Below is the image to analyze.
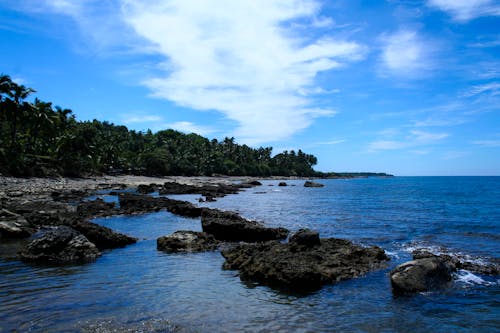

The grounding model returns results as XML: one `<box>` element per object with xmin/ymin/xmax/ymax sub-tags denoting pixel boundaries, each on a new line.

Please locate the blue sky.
<box><xmin>1</xmin><ymin>0</ymin><xmax>499</xmax><ymax>175</ymax></box>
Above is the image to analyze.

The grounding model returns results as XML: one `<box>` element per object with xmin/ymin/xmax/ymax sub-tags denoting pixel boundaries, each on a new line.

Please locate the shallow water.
<box><xmin>1</xmin><ymin>177</ymin><xmax>499</xmax><ymax>332</ymax></box>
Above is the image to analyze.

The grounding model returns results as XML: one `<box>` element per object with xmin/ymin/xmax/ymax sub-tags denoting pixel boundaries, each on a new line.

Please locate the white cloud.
<box><xmin>472</xmin><ymin>139</ymin><xmax>500</xmax><ymax>147</ymax></box>
<box><xmin>379</xmin><ymin>30</ymin><xmax>436</xmax><ymax>78</ymax></box>
<box><xmin>120</xmin><ymin>0</ymin><xmax>364</xmax><ymax>144</ymax></box>
<box><xmin>122</xmin><ymin>114</ymin><xmax>163</xmax><ymax>124</ymax></box>
<box><xmin>368</xmin><ymin>129</ymin><xmax>449</xmax><ymax>152</ymax></box>
<box><xmin>427</xmin><ymin>0</ymin><xmax>500</xmax><ymax>22</ymax></box>
<box><xmin>317</xmin><ymin>139</ymin><xmax>346</xmax><ymax>145</ymax></box>
<box><xmin>463</xmin><ymin>82</ymin><xmax>500</xmax><ymax>97</ymax></box>
<box><xmin>163</xmin><ymin>121</ymin><xmax>215</xmax><ymax>136</ymax></box>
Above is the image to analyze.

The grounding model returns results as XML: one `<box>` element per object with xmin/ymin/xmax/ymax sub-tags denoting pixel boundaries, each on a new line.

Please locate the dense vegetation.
<box><xmin>0</xmin><ymin>74</ymin><xmax>319</xmax><ymax>177</ymax></box>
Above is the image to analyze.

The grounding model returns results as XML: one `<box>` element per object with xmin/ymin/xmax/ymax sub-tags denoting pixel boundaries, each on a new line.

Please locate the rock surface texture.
<box><xmin>304</xmin><ymin>181</ymin><xmax>324</xmax><ymax>188</ymax></box>
<box><xmin>390</xmin><ymin>257</ymin><xmax>456</xmax><ymax>294</ymax></box>
<box><xmin>201</xmin><ymin>208</ymin><xmax>289</xmax><ymax>242</ymax></box>
<box><xmin>19</xmin><ymin>226</ymin><xmax>100</xmax><ymax>264</ymax></box>
<box><xmin>157</xmin><ymin>231</ymin><xmax>220</xmax><ymax>253</ymax></box>
<box><xmin>222</xmin><ymin>230</ymin><xmax>389</xmax><ymax>291</ymax></box>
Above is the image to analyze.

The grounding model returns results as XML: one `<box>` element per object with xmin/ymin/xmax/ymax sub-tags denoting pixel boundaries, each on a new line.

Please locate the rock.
<box><xmin>289</xmin><ymin>229</ymin><xmax>320</xmax><ymax>247</ymax></box>
<box><xmin>243</xmin><ymin>180</ymin><xmax>262</xmax><ymax>186</ymax></box>
<box><xmin>222</xmin><ymin>237</ymin><xmax>389</xmax><ymax>291</ymax></box>
<box><xmin>118</xmin><ymin>193</ymin><xmax>201</xmax><ymax>218</ymax></box>
<box><xmin>137</xmin><ymin>184</ymin><xmax>157</xmax><ymax>194</ymax></box>
<box><xmin>278</xmin><ymin>182</ymin><xmax>287</xmax><ymax>186</ymax></box>
<box><xmin>201</xmin><ymin>208</ymin><xmax>289</xmax><ymax>242</ymax></box>
<box><xmin>77</xmin><ymin>198</ymin><xmax>117</xmax><ymax>218</ymax></box>
<box><xmin>412</xmin><ymin>250</ymin><xmax>500</xmax><ymax>276</ymax></box>
<box><xmin>390</xmin><ymin>257</ymin><xmax>456</xmax><ymax>294</ymax></box>
<box><xmin>19</xmin><ymin>226</ymin><xmax>100</xmax><ymax>264</ymax></box>
<box><xmin>304</xmin><ymin>181</ymin><xmax>324</xmax><ymax>188</ymax></box>
<box><xmin>157</xmin><ymin>231</ymin><xmax>220</xmax><ymax>253</ymax></box>
<box><xmin>66</xmin><ymin>219</ymin><xmax>137</xmax><ymax>250</ymax></box>
<box><xmin>0</xmin><ymin>210</ymin><xmax>34</xmax><ymax>238</ymax></box>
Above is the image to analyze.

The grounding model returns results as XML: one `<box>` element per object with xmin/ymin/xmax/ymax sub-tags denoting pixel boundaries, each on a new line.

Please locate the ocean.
<box><xmin>1</xmin><ymin>177</ymin><xmax>499</xmax><ymax>332</ymax></box>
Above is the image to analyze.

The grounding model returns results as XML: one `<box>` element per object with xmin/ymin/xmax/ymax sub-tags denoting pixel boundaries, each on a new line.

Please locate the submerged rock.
<box><xmin>201</xmin><ymin>208</ymin><xmax>289</xmax><ymax>242</ymax></box>
<box><xmin>157</xmin><ymin>231</ymin><xmax>220</xmax><ymax>253</ymax></box>
<box><xmin>304</xmin><ymin>181</ymin><xmax>324</xmax><ymax>188</ymax></box>
<box><xmin>222</xmin><ymin>231</ymin><xmax>389</xmax><ymax>291</ymax></box>
<box><xmin>390</xmin><ymin>257</ymin><xmax>456</xmax><ymax>294</ymax></box>
<box><xmin>19</xmin><ymin>226</ymin><xmax>100</xmax><ymax>264</ymax></box>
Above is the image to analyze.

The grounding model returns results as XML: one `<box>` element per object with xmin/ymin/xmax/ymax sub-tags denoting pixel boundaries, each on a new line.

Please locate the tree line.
<box><xmin>0</xmin><ymin>74</ymin><xmax>319</xmax><ymax>177</ymax></box>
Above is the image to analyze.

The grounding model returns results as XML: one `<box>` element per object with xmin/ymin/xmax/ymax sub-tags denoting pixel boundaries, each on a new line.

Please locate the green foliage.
<box><xmin>0</xmin><ymin>74</ymin><xmax>319</xmax><ymax>177</ymax></box>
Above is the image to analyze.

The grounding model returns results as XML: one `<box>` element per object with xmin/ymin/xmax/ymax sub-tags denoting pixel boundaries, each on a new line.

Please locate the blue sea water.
<box><xmin>1</xmin><ymin>177</ymin><xmax>499</xmax><ymax>332</ymax></box>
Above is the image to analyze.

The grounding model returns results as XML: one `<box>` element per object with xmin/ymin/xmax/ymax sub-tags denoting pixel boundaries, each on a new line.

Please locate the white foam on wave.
<box><xmin>454</xmin><ymin>270</ymin><xmax>495</xmax><ymax>286</ymax></box>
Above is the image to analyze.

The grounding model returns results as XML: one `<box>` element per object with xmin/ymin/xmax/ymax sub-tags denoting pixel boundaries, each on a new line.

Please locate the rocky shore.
<box><xmin>1</xmin><ymin>175</ymin><xmax>497</xmax><ymax>295</ymax></box>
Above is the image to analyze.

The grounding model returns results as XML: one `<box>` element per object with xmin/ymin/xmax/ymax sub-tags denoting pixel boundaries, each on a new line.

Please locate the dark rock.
<box><xmin>157</xmin><ymin>231</ymin><xmax>220</xmax><ymax>253</ymax></box>
<box><xmin>19</xmin><ymin>226</ymin><xmax>100</xmax><ymax>264</ymax></box>
<box><xmin>278</xmin><ymin>182</ymin><xmax>287</xmax><ymax>186</ymax></box>
<box><xmin>222</xmin><ymin>238</ymin><xmax>389</xmax><ymax>291</ymax></box>
<box><xmin>201</xmin><ymin>208</ymin><xmax>289</xmax><ymax>242</ymax></box>
<box><xmin>118</xmin><ymin>193</ymin><xmax>201</xmax><ymax>218</ymax></box>
<box><xmin>77</xmin><ymin>199</ymin><xmax>117</xmax><ymax>218</ymax></box>
<box><xmin>243</xmin><ymin>180</ymin><xmax>262</xmax><ymax>186</ymax></box>
<box><xmin>390</xmin><ymin>257</ymin><xmax>456</xmax><ymax>294</ymax></box>
<box><xmin>289</xmin><ymin>229</ymin><xmax>320</xmax><ymax>247</ymax></box>
<box><xmin>304</xmin><ymin>181</ymin><xmax>324</xmax><ymax>188</ymax></box>
<box><xmin>0</xmin><ymin>209</ymin><xmax>34</xmax><ymax>238</ymax></box>
<box><xmin>137</xmin><ymin>184</ymin><xmax>157</xmax><ymax>194</ymax></box>
<box><xmin>66</xmin><ymin>219</ymin><xmax>137</xmax><ymax>250</ymax></box>
<box><xmin>412</xmin><ymin>250</ymin><xmax>500</xmax><ymax>276</ymax></box>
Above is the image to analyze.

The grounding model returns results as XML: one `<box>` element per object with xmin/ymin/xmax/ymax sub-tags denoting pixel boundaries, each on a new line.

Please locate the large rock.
<box><xmin>19</xmin><ymin>226</ymin><xmax>100</xmax><ymax>264</ymax></box>
<box><xmin>278</xmin><ymin>182</ymin><xmax>288</xmax><ymax>187</ymax></box>
<box><xmin>222</xmin><ymin>236</ymin><xmax>389</xmax><ymax>291</ymax></box>
<box><xmin>304</xmin><ymin>181</ymin><xmax>324</xmax><ymax>188</ymax></box>
<box><xmin>289</xmin><ymin>229</ymin><xmax>320</xmax><ymax>247</ymax></box>
<box><xmin>412</xmin><ymin>250</ymin><xmax>500</xmax><ymax>276</ymax></box>
<box><xmin>77</xmin><ymin>198</ymin><xmax>117</xmax><ymax>218</ymax></box>
<box><xmin>118</xmin><ymin>193</ymin><xmax>201</xmax><ymax>218</ymax></box>
<box><xmin>137</xmin><ymin>183</ymin><xmax>157</xmax><ymax>194</ymax></box>
<box><xmin>66</xmin><ymin>219</ymin><xmax>137</xmax><ymax>250</ymax></box>
<box><xmin>390</xmin><ymin>257</ymin><xmax>456</xmax><ymax>294</ymax></box>
<box><xmin>157</xmin><ymin>231</ymin><xmax>220</xmax><ymax>253</ymax></box>
<box><xmin>201</xmin><ymin>208</ymin><xmax>289</xmax><ymax>242</ymax></box>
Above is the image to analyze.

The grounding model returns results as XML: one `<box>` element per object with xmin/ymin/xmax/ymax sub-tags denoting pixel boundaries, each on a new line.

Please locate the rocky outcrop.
<box><xmin>289</xmin><ymin>229</ymin><xmax>320</xmax><ymax>247</ymax></box>
<box><xmin>118</xmin><ymin>193</ymin><xmax>201</xmax><ymax>218</ymax></box>
<box><xmin>157</xmin><ymin>231</ymin><xmax>220</xmax><ymax>253</ymax></box>
<box><xmin>19</xmin><ymin>226</ymin><xmax>100</xmax><ymax>264</ymax></box>
<box><xmin>222</xmin><ymin>230</ymin><xmax>389</xmax><ymax>291</ymax></box>
<box><xmin>137</xmin><ymin>183</ymin><xmax>158</xmax><ymax>194</ymax></box>
<box><xmin>412</xmin><ymin>250</ymin><xmax>500</xmax><ymax>276</ymax></box>
<box><xmin>201</xmin><ymin>208</ymin><xmax>289</xmax><ymax>242</ymax></box>
<box><xmin>390</xmin><ymin>257</ymin><xmax>456</xmax><ymax>294</ymax></box>
<box><xmin>77</xmin><ymin>199</ymin><xmax>117</xmax><ymax>218</ymax></box>
<box><xmin>66</xmin><ymin>219</ymin><xmax>137</xmax><ymax>250</ymax></box>
<box><xmin>304</xmin><ymin>181</ymin><xmax>324</xmax><ymax>188</ymax></box>
<box><xmin>278</xmin><ymin>182</ymin><xmax>287</xmax><ymax>186</ymax></box>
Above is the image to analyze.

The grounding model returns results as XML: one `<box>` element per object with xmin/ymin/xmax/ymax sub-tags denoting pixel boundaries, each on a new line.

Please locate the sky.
<box><xmin>0</xmin><ymin>0</ymin><xmax>499</xmax><ymax>176</ymax></box>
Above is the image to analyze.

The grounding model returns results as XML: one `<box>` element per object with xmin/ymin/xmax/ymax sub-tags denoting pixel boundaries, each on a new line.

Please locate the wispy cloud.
<box><xmin>368</xmin><ymin>129</ymin><xmax>449</xmax><ymax>152</ymax></box>
<box><xmin>162</xmin><ymin>121</ymin><xmax>216</xmax><ymax>136</ymax></box>
<box><xmin>122</xmin><ymin>114</ymin><xmax>163</xmax><ymax>124</ymax></box>
<box><xmin>316</xmin><ymin>139</ymin><xmax>346</xmax><ymax>145</ymax></box>
<box><xmin>120</xmin><ymin>0</ymin><xmax>364</xmax><ymax>144</ymax></box>
<box><xmin>427</xmin><ymin>0</ymin><xmax>500</xmax><ymax>22</ymax></box>
<box><xmin>442</xmin><ymin>150</ymin><xmax>468</xmax><ymax>160</ymax></box>
<box><xmin>378</xmin><ymin>29</ymin><xmax>437</xmax><ymax>78</ymax></box>
<box><xmin>463</xmin><ymin>82</ymin><xmax>500</xmax><ymax>97</ymax></box>
<box><xmin>472</xmin><ymin>139</ymin><xmax>500</xmax><ymax>147</ymax></box>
